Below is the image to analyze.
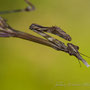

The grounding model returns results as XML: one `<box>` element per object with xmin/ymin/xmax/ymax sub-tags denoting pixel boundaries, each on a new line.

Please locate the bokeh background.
<box><xmin>0</xmin><ymin>0</ymin><xmax>90</xmax><ymax>90</ymax></box>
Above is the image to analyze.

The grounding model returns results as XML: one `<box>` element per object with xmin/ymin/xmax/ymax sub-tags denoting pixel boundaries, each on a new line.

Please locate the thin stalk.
<box><xmin>13</xmin><ymin>30</ymin><xmax>60</xmax><ymax>50</ymax></box>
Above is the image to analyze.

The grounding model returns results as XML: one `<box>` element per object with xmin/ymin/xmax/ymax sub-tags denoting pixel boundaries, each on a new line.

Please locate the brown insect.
<box><xmin>30</xmin><ymin>23</ymin><xmax>90</xmax><ymax>67</ymax></box>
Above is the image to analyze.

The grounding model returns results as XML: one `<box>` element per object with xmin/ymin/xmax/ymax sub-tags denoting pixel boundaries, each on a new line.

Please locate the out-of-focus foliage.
<box><xmin>0</xmin><ymin>0</ymin><xmax>90</xmax><ymax>90</ymax></box>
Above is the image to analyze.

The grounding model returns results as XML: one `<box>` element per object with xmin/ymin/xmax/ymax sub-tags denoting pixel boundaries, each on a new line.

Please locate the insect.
<box><xmin>0</xmin><ymin>17</ymin><xmax>89</xmax><ymax>67</ymax></box>
<box><xmin>0</xmin><ymin>0</ymin><xmax>35</xmax><ymax>14</ymax></box>
<box><xmin>30</xmin><ymin>23</ymin><xmax>90</xmax><ymax>67</ymax></box>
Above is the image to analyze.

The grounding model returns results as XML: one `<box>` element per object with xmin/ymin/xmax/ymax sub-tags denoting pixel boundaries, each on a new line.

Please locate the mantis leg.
<box><xmin>30</xmin><ymin>24</ymin><xmax>67</xmax><ymax>51</ymax></box>
<box><xmin>29</xmin><ymin>23</ymin><xmax>72</xmax><ymax>41</ymax></box>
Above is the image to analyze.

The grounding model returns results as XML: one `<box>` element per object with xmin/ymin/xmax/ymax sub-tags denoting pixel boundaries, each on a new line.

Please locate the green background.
<box><xmin>0</xmin><ymin>0</ymin><xmax>90</xmax><ymax>90</ymax></box>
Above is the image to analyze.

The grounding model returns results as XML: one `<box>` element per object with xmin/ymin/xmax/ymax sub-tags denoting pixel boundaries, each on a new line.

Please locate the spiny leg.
<box><xmin>30</xmin><ymin>24</ymin><xmax>67</xmax><ymax>51</ymax></box>
<box><xmin>30</xmin><ymin>23</ymin><xmax>72</xmax><ymax>41</ymax></box>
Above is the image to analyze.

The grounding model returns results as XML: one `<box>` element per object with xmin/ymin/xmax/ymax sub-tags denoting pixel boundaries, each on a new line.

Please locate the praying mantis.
<box><xmin>0</xmin><ymin>0</ymin><xmax>89</xmax><ymax>67</ymax></box>
<box><xmin>30</xmin><ymin>24</ymin><xmax>90</xmax><ymax>67</ymax></box>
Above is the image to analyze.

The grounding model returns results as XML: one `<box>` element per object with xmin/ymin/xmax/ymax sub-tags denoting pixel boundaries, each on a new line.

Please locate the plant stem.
<box><xmin>13</xmin><ymin>30</ymin><xmax>59</xmax><ymax>50</ymax></box>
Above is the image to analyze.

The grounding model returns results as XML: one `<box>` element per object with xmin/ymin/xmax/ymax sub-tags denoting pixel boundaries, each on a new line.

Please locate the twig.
<box><xmin>0</xmin><ymin>0</ymin><xmax>35</xmax><ymax>14</ymax></box>
<box><xmin>13</xmin><ymin>30</ymin><xmax>60</xmax><ymax>50</ymax></box>
<box><xmin>0</xmin><ymin>17</ymin><xmax>59</xmax><ymax>50</ymax></box>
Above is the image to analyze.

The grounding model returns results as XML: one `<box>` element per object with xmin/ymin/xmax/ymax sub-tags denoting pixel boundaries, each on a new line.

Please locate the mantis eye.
<box><xmin>76</xmin><ymin>46</ymin><xmax>79</xmax><ymax>50</ymax></box>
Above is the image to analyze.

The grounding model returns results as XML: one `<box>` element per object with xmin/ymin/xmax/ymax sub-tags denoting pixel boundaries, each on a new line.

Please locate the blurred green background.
<box><xmin>0</xmin><ymin>0</ymin><xmax>90</xmax><ymax>90</ymax></box>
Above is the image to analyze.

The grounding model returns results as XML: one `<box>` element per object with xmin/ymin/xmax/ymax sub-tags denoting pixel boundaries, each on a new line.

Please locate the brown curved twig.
<box><xmin>0</xmin><ymin>0</ymin><xmax>35</xmax><ymax>14</ymax></box>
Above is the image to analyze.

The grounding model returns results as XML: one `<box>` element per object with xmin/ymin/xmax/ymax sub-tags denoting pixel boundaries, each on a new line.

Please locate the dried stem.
<box><xmin>13</xmin><ymin>30</ymin><xmax>59</xmax><ymax>50</ymax></box>
<box><xmin>0</xmin><ymin>0</ymin><xmax>35</xmax><ymax>14</ymax></box>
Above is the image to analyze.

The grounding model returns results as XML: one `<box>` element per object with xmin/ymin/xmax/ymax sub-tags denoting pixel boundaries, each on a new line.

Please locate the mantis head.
<box><xmin>67</xmin><ymin>43</ymin><xmax>90</xmax><ymax>67</ymax></box>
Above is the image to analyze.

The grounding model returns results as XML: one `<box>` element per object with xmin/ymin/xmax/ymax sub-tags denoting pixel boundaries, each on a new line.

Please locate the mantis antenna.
<box><xmin>80</xmin><ymin>52</ymin><xmax>90</xmax><ymax>58</ymax></box>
